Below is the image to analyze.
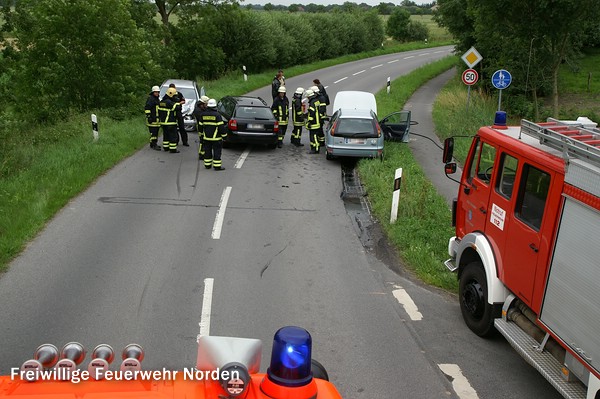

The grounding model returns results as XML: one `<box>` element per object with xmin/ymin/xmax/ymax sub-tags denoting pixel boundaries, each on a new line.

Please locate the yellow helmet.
<box><xmin>166</xmin><ymin>87</ymin><xmax>177</xmax><ymax>97</ymax></box>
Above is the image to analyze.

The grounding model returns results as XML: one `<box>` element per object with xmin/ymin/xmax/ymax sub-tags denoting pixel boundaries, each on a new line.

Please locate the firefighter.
<box><xmin>291</xmin><ymin>87</ymin><xmax>305</xmax><ymax>147</ymax></box>
<box><xmin>158</xmin><ymin>87</ymin><xmax>182</xmax><ymax>153</ymax></box>
<box><xmin>310</xmin><ymin>85</ymin><xmax>327</xmax><ymax>121</ymax></box>
<box><xmin>313</xmin><ymin>79</ymin><xmax>329</xmax><ymax>106</ymax></box>
<box><xmin>193</xmin><ymin>95</ymin><xmax>210</xmax><ymax>160</ymax></box>
<box><xmin>305</xmin><ymin>89</ymin><xmax>322</xmax><ymax>154</ymax></box>
<box><xmin>169</xmin><ymin>83</ymin><xmax>189</xmax><ymax>147</ymax></box>
<box><xmin>198</xmin><ymin>99</ymin><xmax>226</xmax><ymax>170</ymax></box>
<box><xmin>271</xmin><ymin>69</ymin><xmax>285</xmax><ymax>99</ymax></box>
<box><xmin>271</xmin><ymin>86</ymin><xmax>289</xmax><ymax>148</ymax></box>
<box><xmin>310</xmin><ymin>85</ymin><xmax>327</xmax><ymax>150</ymax></box>
<box><xmin>144</xmin><ymin>85</ymin><xmax>162</xmax><ymax>151</ymax></box>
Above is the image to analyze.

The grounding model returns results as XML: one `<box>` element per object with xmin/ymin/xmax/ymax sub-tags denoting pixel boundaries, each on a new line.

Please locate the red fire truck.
<box><xmin>443</xmin><ymin>114</ymin><xmax>600</xmax><ymax>399</ymax></box>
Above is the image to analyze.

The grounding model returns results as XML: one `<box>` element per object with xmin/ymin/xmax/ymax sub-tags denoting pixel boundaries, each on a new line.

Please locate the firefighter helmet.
<box><xmin>310</xmin><ymin>85</ymin><xmax>319</xmax><ymax>93</ymax></box>
<box><xmin>295</xmin><ymin>87</ymin><xmax>304</xmax><ymax>95</ymax></box>
<box><xmin>200</xmin><ymin>96</ymin><xmax>209</xmax><ymax>104</ymax></box>
<box><xmin>152</xmin><ymin>85</ymin><xmax>160</xmax><ymax>92</ymax></box>
<box><xmin>305</xmin><ymin>89</ymin><xmax>314</xmax><ymax>97</ymax></box>
<box><xmin>278</xmin><ymin>86</ymin><xmax>286</xmax><ymax>93</ymax></box>
<box><xmin>207</xmin><ymin>99</ymin><xmax>217</xmax><ymax>108</ymax></box>
<box><xmin>166</xmin><ymin>87</ymin><xmax>177</xmax><ymax>97</ymax></box>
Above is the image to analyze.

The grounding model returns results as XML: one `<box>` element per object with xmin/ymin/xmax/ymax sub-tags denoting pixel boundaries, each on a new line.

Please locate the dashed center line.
<box><xmin>371</xmin><ymin>64</ymin><xmax>383</xmax><ymax>69</ymax></box>
<box><xmin>334</xmin><ymin>76</ymin><xmax>348</xmax><ymax>84</ymax></box>
<box><xmin>419</xmin><ymin>52</ymin><xmax>431</xmax><ymax>56</ymax></box>
<box><xmin>234</xmin><ymin>148</ymin><xmax>250</xmax><ymax>169</ymax></box>
<box><xmin>211</xmin><ymin>186</ymin><xmax>232</xmax><ymax>239</ymax></box>
<box><xmin>434</xmin><ymin>50</ymin><xmax>444</xmax><ymax>54</ymax></box>
<box><xmin>388</xmin><ymin>59</ymin><xmax>399</xmax><ymax>64</ymax></box>
<box><xmin>353</xmin><ymin>70</ymin><xmax>366</xmax><ymax>76</ymax></box>
<box><xmin>392</xmin><ymin>286</ymin><xmax>423</xmax><ymax>321</ymax></box>
<box><xmin>404</xmin><ymin>55</ymin><xmax>415</xmax><ymax>59</ymax></box>
<box><xmin>198</xmin><ymin>278</ymin><xmax>214</xmax><ymax>338</ymax></box>
<box><xmin>438</xmin><ymin>364</ymin><xmax>479</xmax><ymax>399</ymax></box>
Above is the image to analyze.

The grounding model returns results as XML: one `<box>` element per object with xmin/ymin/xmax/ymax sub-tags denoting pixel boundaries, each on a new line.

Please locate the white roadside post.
<box><xmin>386</xmin><ymin>76</ymin><xmax>391</xmax><ymax>94</ymax></box>
<box><xmin>390</xmin><ymin>168</ymin><xmax>403</xmax><ymax>224</ymax></box>
<box><xmin>243</xmin><ymin>65</ymin><xmax>247</xmax><ymax>82</ymax></box>
<box><xmin>91</xmin><ymin>114</ymin><xmax>99</xmax><ymax>141</ymax></box>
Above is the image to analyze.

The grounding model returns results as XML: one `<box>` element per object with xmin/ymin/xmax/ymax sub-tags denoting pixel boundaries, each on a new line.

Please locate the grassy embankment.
<box><xmin>0</xmin><ymin>40</ymin><xmax>452</xmax><ymax>273</ymax></box>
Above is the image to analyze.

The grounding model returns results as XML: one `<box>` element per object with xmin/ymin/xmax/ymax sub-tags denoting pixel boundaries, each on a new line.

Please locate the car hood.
<box><xmin>182</xmin><ymin>99</ymin><xmax>196</xmax><ymax>116</ymax></box>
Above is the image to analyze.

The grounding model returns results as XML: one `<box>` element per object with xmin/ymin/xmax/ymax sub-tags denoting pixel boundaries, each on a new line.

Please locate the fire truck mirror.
<box><xmin>445</xmin><ymin>162</ymin><xmax>457</xmax><ymax>175</ymax></box>
<box><xmin>443</xmin><ymin>138</ymin><xmax>454</xmax><ymax>163</ymax></box>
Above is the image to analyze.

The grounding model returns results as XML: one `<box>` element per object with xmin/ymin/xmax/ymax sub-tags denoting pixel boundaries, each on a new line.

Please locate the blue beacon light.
<box><xmin>266</xmin><ymin>326</ymin><xmax>313</xmax><ymax>387</ymax></box>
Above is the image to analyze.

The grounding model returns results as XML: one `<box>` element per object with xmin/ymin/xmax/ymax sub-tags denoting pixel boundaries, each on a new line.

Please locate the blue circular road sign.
<box><xmin>491</xmin><ymin>69</ymin><xmax>512</xmax><ymax>89</ymax></box>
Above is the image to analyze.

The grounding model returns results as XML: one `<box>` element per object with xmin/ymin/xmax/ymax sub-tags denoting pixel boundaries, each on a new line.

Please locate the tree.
<box><xmin>433</xmin><ymin>0</ymin><xmax>476</xmax><ymax>52</ymax></box>
<box><xmin>386</xmin><ymin>8</ymin><xmax>411</xmax><ymax>42</ymax></box>
<box><xmin>11</xmin><ymin>0</ymin><xmax>153</xmax><ymax>121</ymax></box>
<box><xmin>376</xmin><ymin>2</ymin><xmax>392</xmax><ymax>15</ymax></box>
<box><xmin>263</xmin><ymin>2</ymin><xmax>274</xmax><ymax>11</ymax></box>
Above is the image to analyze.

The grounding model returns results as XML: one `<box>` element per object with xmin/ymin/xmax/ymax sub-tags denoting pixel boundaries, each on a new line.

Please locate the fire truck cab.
<box><xmin>443</xmin><ymin>114</ymin><xmax>600</xmax><ymax>399</ymax></box>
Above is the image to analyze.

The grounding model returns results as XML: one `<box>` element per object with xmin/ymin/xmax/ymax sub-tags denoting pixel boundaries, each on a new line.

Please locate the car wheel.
<box><xmin>459</xmin><ymin>261</ymin><xmax>495</xmax><ymax>337</ymax></box>
<box><xmin>326</xmin><ymin>152</ymin><xmax>334</xmax><ymax>160</ymax></box>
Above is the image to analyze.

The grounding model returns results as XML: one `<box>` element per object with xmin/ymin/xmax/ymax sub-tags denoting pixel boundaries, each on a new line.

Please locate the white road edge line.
<box><xmin>438</xmin><ymin>364</ymin><xmax>479</xmax><ymax>399</ymax></box>
<box><xmin>392</xmin><ymin>286</ymin><xmax>423</xmax><ymax>321</ymax></box>
<box><xmin>334</xmin><ymin>76</ymin><xmax>348</xmax><ymax>84</ymax></box>
<box><xmin>353</xmin><ymin>70</ymin><xmax>366</xmax><ymax>76</ymax></box>
<box><xmin>234</xmin><ymin>148</ymin><xmax>250</xmax><ymax>169</ymax></box>
<box><xmin>371</xmin><ymin>64</ymin><xmax>383</xmax><ymax>69</ymax></box>
<box><xmin>388</xmin><ymin>59</ymin><xmax>399</xmax><ymax>64</ymax></box>
<box><xmin>404</xmin><ymin>56</ymin><xmax>415</xmax><ymax>59</ymax></box>
<box><xmin>211</xmin><ymin>186</ymin><xmax>232</xmax><ymax>239</ymax></box>
<box><xmin>198</xmin><ymin>277</ymin><xmax>214</xmax><ymax>338</ymax></box>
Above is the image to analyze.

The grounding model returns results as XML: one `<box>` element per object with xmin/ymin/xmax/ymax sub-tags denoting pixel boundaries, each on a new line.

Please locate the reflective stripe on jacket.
<box><xmin>292</xmin><ymin>96</ymin><xmax>304</xmax><ymax>127</ymax></box>
<box><xmin>145</xmin><ymin>94</ymin><xmax>161</xmax><ymax>127</ymax></box>
<box><xmin>199</xmin><ymin>110</ymin><xmax>226</xmax><ymax>141</ymax></box>
<box><xmin>306</xmin><ymin>98</ymin><xmax>320</xmax><ymax>130</ymax></box>
<box><xmin>158</xmin><ymin>97</ymin><xmax>179</xmax><ymax>125</ymax></box>
<box><xmin>271</xmin><ymin>96</ymin><xmax>289</xmax><ymax>125</ymax></box>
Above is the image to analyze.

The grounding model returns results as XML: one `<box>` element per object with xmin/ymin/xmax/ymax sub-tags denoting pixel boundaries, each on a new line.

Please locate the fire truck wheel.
<box><xmin>459</xmin><ymin>261</ymin><xmax>495</xmax><ymax>337</ymax></box>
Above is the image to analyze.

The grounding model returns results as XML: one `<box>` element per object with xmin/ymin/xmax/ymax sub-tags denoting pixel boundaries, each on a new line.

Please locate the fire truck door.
<box><xmin>502</xmin><ymin>164</ymin><xmax>551</xmax><ymax>306</ymax></box>
<box><xmin>461</xmin><ymin>139</ymin><xmax>497</xmax><ymax>234</ymax></box>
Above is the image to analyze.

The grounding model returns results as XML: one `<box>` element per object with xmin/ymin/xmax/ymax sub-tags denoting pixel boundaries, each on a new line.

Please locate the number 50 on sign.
<box><xmin>462</xmin><ymin>69</ymin><xmax>479</xmax><ymax>86</ymax></box>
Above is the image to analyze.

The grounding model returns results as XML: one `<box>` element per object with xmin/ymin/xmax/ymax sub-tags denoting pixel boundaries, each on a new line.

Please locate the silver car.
<box><xmin>325</xmin><ymin>91</ymin><xmax>412</xmax><ymax>161</ymax></box>
<box><xmin>159</xmin><ymin>79</ymin><xmax>204</xmax><ymax>133</ymax></box>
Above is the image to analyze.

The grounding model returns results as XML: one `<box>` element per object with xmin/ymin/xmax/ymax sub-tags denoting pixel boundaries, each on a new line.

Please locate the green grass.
<box><xmin>0</xmin><ymin>115</ymin><xmax>147</xmax><ymax>270</ymax></box>
<box><xmin>357</xmin><ymin>55</ymin><xmax>460</xmax><ymax>292</ymax></box>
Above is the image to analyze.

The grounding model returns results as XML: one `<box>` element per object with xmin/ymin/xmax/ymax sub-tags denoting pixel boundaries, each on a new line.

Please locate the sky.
<box><xmin>246</xmin><ymin>0</ymin><xmax>433</xmax><ymax>7</ymax></box>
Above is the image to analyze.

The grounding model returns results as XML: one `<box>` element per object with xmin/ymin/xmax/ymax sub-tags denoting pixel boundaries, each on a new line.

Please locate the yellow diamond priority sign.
<box><xmin>461</xmin><ymin>47</ymin><xmax>482</xmax><ymax>68</ymax></box>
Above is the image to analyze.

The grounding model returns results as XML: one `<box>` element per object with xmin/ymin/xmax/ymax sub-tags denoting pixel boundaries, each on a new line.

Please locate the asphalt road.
<box><xmin>0</xmin><ymin>46</ymin><xmax>561</xmax><ymax>398</ymax></box>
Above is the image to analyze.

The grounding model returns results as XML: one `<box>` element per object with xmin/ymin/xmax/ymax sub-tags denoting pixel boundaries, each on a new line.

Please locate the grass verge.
<box><xmin>357</xmin><ymin>55</ymin><xmax>459</xmax><ymax>292</ymax></box>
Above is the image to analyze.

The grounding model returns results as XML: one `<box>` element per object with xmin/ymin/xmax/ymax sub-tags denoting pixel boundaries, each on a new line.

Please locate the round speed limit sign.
<box><xmin>462</xmin><ymin>69</ymin><xmax>479</xmax><ymax>86</ymax></box>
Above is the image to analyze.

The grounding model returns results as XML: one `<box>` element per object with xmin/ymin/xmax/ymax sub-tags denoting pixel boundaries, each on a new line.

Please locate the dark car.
<box><xmin>217</xmin><ymin>96</ymin><xmax>279</xmax><ymax>148</ymax></box>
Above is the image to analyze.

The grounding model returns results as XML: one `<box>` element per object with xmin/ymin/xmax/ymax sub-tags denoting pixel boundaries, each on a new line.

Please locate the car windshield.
<box><xmin>235</xmin><ymin>106</ymin><xmax>274</xmax><ymax>120</ymax></box>
<box><xmin>336</xmin><ymin>118</ymin><xmax>377</xmax><ymax>137</ymax></box>
<box><xmin>159</xmin><ymin>86</ymin><xmax>197</xmax><ymax>100</ymax></box>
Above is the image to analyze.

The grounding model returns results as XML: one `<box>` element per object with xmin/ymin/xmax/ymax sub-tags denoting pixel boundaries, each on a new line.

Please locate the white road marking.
<box><xmin>334</xmin><ymin>76</ymin><xmax>348</xmax><ymax>84</ymax></box>
<box><xmin>324</xmin><ymin>85</ymin><xmax>329</xmax><ymax>89</ymax></box>
<box><xmin>388</xmin><ymin>59</ymin><xmax>399</xmax><ymax>64</ymax></box>
<box><xmin>211</xmin><ymin>187</ymin><xmax>232</xmax><ymax>239</ymax></box>
<box><xmin>234</xmin><ymin>148</ymin><xmax>250</xmax><ymax>169</ymax></box>
<box><xmin>434</xmin><ymin>50</ymin><xmax>444</xmax><ymax>54</ymax></box>
<box><xmin>392</xmin><ymin>286</ymin><xmax>423</xmax><ymax>321</ymax></box>
<box><xmin>438</xmin><ymin>364</ymin><xmax>479</xmax><ymax>399</ymax></box>
<box><xmin>371</xmin><ymin>64</ymin><xmax>383</xmax><ymax>69</ymax></box>
<box><xmin>353</xmin><ymin>70</ymin><xmax>366</xmax><ymax>76</ymax></box>
<box><xmin>419</xmin><ymin>52</ymin><xmax>431</xmax><ymax>56</ymax></box>
<box><xmin>404</xmin><ymin>55</ymin><xmax>415</xmax><ymax>59</ymax></box>
<box><xmin>198</xmin><ymin>278</ymin><xmax>214</xmax><ymax>338</ymax></box>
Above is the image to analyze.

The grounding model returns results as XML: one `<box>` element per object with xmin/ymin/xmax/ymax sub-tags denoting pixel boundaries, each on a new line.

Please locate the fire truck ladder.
<box><xmin>520</xmin><ymin>118</ymin><xmax>600</xmax><ymax>167</ymax></box>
